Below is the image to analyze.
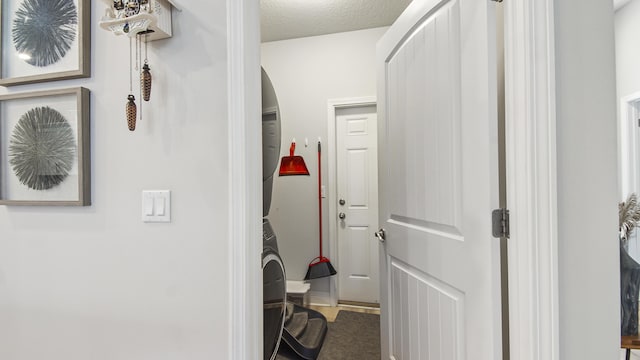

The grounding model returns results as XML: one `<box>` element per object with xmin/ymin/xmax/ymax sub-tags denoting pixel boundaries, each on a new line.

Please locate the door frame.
<box><xmin>503</xmin><ymin>1</ymin><xmax>559</xmax><ymax>360</ymax></box>
<box><xmin>618</xmin><ymin>91</ymin><xmax>640</xmax><ymax>199</ymax></box>
<box><xmin>226</xmin><ymin>0</ymin><xmax>559</xmax><ymax>359</ymax></box>
<box><xmin>618</xmin><ymin>92</ymin><xmax>640</xmax><ymax>264</ymax></box>
<box><xmin>326</xmin><ymin>96</ymin><xmax>377</xmax><ymax>307</ymax></box>
<box><xmin>227</xmin><ymin>1</ymin><xmax>262</xmax><ymax>359</ymax></box>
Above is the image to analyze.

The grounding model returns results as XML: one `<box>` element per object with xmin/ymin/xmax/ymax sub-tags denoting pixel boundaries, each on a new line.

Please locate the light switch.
<box><xmin>156</xmin><ymin>196</ymin><xmax>166</xmax><ymax>216</ymax></box>
<box><xmin>142</xmin><ymin>190</ymin><xmax>171</xmax><ymax>223</ymax></box>
<box><xmin>143</xmin><ymin>192</ymin><xmax>154</xmax><ymax>216</ymax></box>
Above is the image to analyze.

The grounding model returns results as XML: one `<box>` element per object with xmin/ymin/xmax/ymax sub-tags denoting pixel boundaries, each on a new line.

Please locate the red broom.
<box><xmin>304</xmin><ymin>140</ymin><xmax>337</xmax><ymax>280</ymax></box>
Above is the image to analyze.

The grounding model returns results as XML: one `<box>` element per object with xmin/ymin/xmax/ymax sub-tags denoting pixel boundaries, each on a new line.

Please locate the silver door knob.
<box><xmin>374</xmin><ymin>228</ymin><xmax>386</xmax><ymax>242</ymax></box>
<box><xmin>338</xmin><ymin>212</ymin><xmax>346</xmax><ymax>220</ymax></box>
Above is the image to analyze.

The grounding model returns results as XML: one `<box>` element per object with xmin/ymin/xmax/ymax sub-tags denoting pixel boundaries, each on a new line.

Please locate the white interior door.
<box><xmin>377</xmin><ymin>0</ymin><xmax>503</xmax><ymax>359</ymax></box>
<box><xmin>336</xmin><ymin>105</ymin><xmax>379</xmax><ymax>304</ymax></box>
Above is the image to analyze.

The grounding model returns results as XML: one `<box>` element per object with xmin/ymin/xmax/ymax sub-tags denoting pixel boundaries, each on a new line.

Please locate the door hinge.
<box><xmin>492</xmin><ymin>208</ymin><xmax>510</xmax><ymax>238</ymax></box>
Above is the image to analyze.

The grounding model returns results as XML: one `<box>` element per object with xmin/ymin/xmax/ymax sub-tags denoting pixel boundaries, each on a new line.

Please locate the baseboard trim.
<box><xmin>338</xmin><ymin>300</ymin><xmax>380</xmax><ymax>309</ymax></box>
<box><xmin>309</xmin><ymin>291</ymin><xmax>332</xmax><ymax>306</ymax></box>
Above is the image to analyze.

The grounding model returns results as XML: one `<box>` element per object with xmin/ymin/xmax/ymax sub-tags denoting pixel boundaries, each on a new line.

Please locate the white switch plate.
<box><xmin>142</xmin><ymin>190</ymin><xmax>171</xmax><ymax>223</ymax></box>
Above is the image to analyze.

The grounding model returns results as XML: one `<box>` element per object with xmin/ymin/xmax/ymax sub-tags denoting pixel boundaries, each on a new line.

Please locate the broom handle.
<box><xmin>318</xmin><ymin>141</ymin><xmax>323</xmax><ymax>258</ymax></box>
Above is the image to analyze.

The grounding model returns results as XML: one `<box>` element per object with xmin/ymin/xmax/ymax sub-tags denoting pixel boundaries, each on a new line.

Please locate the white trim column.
<box><xmin>619</xmin><ymin>92</ymin><xmax>640</xmax><ymax>199</ymax></box>
<box><xmin>227</xmin><ymin>0</ymin><xmax>262</xmax><ymax>359</ymax></box>
<box><xmin>504</xmin><ymin>1</ymin><xmax>559</xmax><ymax>359</ymax></box>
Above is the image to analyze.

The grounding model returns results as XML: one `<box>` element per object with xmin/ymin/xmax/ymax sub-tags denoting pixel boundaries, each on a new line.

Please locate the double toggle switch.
<box><xmin>142</xmin><ymin>190</ymin><xmax>171</xmax><ymax>223</ymax></box>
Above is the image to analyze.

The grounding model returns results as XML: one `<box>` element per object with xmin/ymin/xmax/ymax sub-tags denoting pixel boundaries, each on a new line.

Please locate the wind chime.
<box><xmin>99</xmin><ymin>0</ymin><xmax>178</xmax><ymax>131</ymax></box>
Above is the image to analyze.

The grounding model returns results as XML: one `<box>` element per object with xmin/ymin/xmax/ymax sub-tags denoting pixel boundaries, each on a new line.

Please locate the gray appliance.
<box><xmin>262</xmin><ymin>69</ymin><xmax>327</xmax><ymax>360</ymax></box>
<box><xmin>262</xmin><ymin>69</ymin><xmax>287</xmax><ymax>360</ymax></box>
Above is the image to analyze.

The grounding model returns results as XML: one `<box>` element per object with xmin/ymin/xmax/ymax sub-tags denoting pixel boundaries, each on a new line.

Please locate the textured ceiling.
<box><xmin>261</xmin><ymin>0</ymin><xmax>412</xmax><ymax>42</ymax></box>
<box><xmin>263</xmin><ymin>0</ymin><xmax>627</xmax><ymax>42</ymax></box>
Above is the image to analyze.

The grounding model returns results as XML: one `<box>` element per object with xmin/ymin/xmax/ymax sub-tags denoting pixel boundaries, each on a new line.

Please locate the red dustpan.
<box><xmin>279</xmin><ymin>142</ymin><xmax>310</xmax><ymax>176</ymax></box>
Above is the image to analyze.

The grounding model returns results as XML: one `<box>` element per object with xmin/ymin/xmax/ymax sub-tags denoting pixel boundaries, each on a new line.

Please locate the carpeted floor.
<box><xmin>318</xmin><ymin>310</ymin><xmax>380</xmax><ymax>360</ymax></box>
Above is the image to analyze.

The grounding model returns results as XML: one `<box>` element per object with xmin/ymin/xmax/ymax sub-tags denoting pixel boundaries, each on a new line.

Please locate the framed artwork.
<box><xmin>0</xmin><ymin>0</ymin><xmax>90</xmax><ymax>86</ymax></box>
<box><xmin>0</xmin><ymin>87</ymin><xmax>90</xmax><ymax>205</ymax></box>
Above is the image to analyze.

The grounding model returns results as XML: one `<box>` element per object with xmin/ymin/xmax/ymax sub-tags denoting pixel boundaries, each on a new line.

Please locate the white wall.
<box><xmin>616</xmin><ymin>0</ymin><xmax>640</xmax><ymax>102</ymax></box>
<box><xmin>554</xmin><ymin>0</ymin><xmax>620</xmax><ymax>359</ymax></box>
<box><xmin>261</xmin><ymin>27</ymin><xmax>385</xmax><ymax>297</ymax></box>
<box><xmin>0</xmin><ymin>2</ymin><xmax>230</xmax><ymax>359</ymax></box>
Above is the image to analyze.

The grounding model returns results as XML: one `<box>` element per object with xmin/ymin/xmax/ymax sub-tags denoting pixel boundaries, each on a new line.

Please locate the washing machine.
<box><xmin>262</xmin><ymin>68</ymin><xmax>286</xmax><ymax>360</ymax></box>
<box><xmin>262</xmin><ymin>68</ymin><xmax>329</xmax><ymax>360</ymax></box>
<box><xmin>262</xmin><ymin>219</ymin><xmax>286</xmax><ymax>360</ymax></box>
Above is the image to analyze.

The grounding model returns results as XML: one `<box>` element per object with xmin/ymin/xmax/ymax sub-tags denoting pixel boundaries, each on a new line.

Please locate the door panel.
<box><xmin>387</xmin><ymin>1</ymin><xmax>462</xmax><ymax>239</ymax></box>
<box><xmin>347</xmin><ymin>150</ymin><xmax>369</xmax><ymax>206</ymax></box>
<box><xmin>378</xmin><ymin>0</ymin><xmax>501</xmax><ymax>359</ymax></box>
<box><xmin>390</xmin><ymin>259</ymin><xmax>464</xmax><ymax>359</ymax></box>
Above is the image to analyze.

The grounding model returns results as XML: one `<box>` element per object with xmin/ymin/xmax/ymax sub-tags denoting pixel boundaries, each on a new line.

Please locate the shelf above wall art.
<box><xmin>98</xmin><ymin>0</ymin><xmax>183</xmax><ymax>132</ymax></box>
<box><xmin>98</xmin><ymin>0</ymin><xmax>182</xmax><ymax>41</ymax></box>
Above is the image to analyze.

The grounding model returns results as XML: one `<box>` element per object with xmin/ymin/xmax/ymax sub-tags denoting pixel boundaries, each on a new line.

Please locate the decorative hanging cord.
<box><xmin>126</xmin><ymin>36</ymin><xmax>137</xmax><ymax>131</ymax></box>
<box><xmin>138</xmin><ymin>33</ymin><xmax>142</xmax><ymax>122</ymax></box>
<box><xmin>129</xmin><ymin>36</ymin><xmax>133</xmax><ymax>93</ymax></box>
<box><xmin>142</xmin><ymin>33</ymin><xmax>152</xmax><ymax>102</ymax></box>
<box><xmin>135</xmin><ymin>32</ymin><xmax>140</xmax><ymax>71</ymax></box>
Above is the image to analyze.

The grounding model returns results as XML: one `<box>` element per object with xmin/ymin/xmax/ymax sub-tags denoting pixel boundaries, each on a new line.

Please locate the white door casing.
<box><xmin>227</xmin><ymin>0</ymin><xmax>559</xmax><ymax>358</ymax></box>
<box><xmin>503</xmin><ymin>1</ymin><xmax>559</xmax><ymax>359</ymax></box>
<box><xmin>377</xmin><ymin>0</ymin><xmax>502</xmax><ymax>359</ymax></box>
<box><xmin>335</xmin><ymin>105</ymin><xmax>379</xmax><ymax>304</ymax></box>
<box><xmin>619</xmin><ymin>91</ymin><xmax>640</xmax><ymax>199</ymax></box>
<box><xmin>618</xmin><ymin>93</ymin><xmax>640</xmax><ymax>263</ymax></box>
<box><xmin>227</xmin><ymin>0</ymin><xmax>262</xmax><ymax>359</ymax></box>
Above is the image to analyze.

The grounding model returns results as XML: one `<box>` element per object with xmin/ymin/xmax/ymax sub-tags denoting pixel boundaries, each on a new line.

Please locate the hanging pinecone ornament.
<box><xmin>141</xmin><ymin>63</ymin><xmax>152</xmax><ymax>101</ymax></box>
<box><xmin>126</xmin><ymin>95</ymin><xmax>137</xmax><ymax>131</ymax></box>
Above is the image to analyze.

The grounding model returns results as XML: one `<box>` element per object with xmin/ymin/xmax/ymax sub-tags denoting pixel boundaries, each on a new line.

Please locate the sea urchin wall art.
<box><xmin>12</xmin><ymin>0</ymin><xmax>78</xmax><ymax>67</ymax></box>
<box><xmin>0</xmin><ymin>87</ymin><xmax>91</xmax><ymax>206</ymax></box>
<box><xmin>8</xmin><ymin>106</ymin><xmax>76</xmax><ymax>190</ymax></box>
<box><xmin>0</xmin><ymin>0</ymin><xmax>90</xmax><ymax>86</ymax></box>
